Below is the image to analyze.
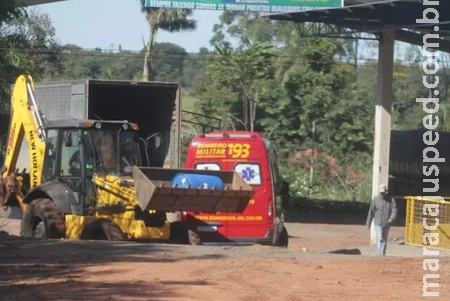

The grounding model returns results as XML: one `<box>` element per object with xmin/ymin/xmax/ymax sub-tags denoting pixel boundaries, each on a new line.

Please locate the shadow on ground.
<box><xmin>0</xmin><ymin>237</ymin><xmax>221</xmax><ymax>300</ymax></box>
<box><xmin>0</xmin><ymin>278</ymin><xmax>181</xmax><ymax>301</ymax></box>
<box><xmin>329</xmin><ymin>248</ymin><xmax>363</xmax><ymax>255</ymax></box>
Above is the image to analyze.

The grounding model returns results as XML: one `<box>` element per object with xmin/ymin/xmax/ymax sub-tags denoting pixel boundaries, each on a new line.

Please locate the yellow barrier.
<box><xmin>405</xmin><ymin>196</ymin><xmax>450</xmax><ymax>251</ymax></box>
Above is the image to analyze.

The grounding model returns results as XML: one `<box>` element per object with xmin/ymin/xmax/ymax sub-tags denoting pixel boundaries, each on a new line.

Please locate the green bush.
<box><xmin>278</xmin><ymin>152</ymin><xmax>373</xmax><ymax>211</ymax></box>
<box><xmin>285</xmin><ymin>196</ymin><xmax>370</xmax><ymax>215</ymax></box>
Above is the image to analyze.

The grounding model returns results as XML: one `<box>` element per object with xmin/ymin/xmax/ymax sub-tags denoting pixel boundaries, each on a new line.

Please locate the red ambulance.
<box><xmin>181</xmin><ymin>131</ymin><xmax>289</xmax><ymax>247</ymax></box>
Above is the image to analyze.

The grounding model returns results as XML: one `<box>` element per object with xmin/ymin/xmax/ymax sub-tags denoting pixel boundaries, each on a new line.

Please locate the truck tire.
<box><xmin>20</xmin><ymin>198</ymin><xmax>65</xmax><ymax>239</ymax></box>
<box><xmin>80</xmin><ymin>218</ymin><xmax>126</xmax><ymax>241</ymax></box>
<box><xmin>276</xmin><ymin>226</ymin><xmax>289</xmax><ymax>248</ymax></box>
<box><xmin>188</xmin><ymin>229</ymin><xmax>202</xmax><ymax>245</ymax></box>
<box><xmin>0</xmin><ymin>206</ymin><xmax>22</xmax><ymax>219</ymax></box>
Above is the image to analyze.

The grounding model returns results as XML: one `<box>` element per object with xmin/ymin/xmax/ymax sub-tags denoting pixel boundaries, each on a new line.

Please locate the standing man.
<box><xmin>366</xmin><ymin>184</ymin><xmax>397</xmax><ymax>256</ymax></box>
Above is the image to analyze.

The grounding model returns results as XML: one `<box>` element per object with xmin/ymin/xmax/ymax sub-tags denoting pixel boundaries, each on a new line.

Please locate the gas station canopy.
<box><xmin>266</xmin><ymin>0</ymin><xmax>450</xmax><ymax>52</ymax></box>
<box><xmin>267</xmin><ymin>0</ymin><xmax>450</xmax><ymax>37</ymax></box>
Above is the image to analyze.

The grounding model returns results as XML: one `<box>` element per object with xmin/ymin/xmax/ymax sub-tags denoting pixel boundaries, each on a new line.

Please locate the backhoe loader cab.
<box><xmin>44</xmin><ymin>120</ymin><xmax>141</xmax><ymax>178</ymax></box>
<box><xmin>40</xmin><ymin>120</ymin><xmax>141</xmax><ymax>209</ymax></box>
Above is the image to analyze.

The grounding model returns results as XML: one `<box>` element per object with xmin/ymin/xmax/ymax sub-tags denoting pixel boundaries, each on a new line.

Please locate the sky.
<box><xmin>32</xmin><ymin>0</ymin><xmax>223</xmax><ymax>53</ymax></box>
<box><xmin>28</xmin><ymin>0</ymin><xmax>419</xmax><ymax>60</ymax></box>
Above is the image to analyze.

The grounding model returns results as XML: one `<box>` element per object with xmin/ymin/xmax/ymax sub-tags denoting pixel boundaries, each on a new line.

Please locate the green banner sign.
<box><xmin>145</xmin><ymin>0</ymin><xmax>343</xmax><ymax>13</ymax></box>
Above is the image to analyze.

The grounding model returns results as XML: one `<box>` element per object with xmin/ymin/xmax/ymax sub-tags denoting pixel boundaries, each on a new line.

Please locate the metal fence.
<box><xmin>405</xmin><ymin>196</ymin><xmax>450</xmax><ymax>251</ymax></box>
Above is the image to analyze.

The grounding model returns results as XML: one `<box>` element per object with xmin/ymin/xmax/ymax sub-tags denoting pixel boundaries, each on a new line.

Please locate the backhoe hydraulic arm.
<box><xmin>1</xmin><ymin>75</ymin><xmax>46</xmax><ymax>188</ymax></box>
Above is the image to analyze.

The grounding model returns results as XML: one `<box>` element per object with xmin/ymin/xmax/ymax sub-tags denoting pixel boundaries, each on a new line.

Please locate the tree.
<box><xmin>208</xmin><ymin>38</ymin><xmax>277</xmax><ymax>131</ymax></box>
<box><xmin>181</xmin><ymin>47</ymin><xmax>210</xmax><ymax>90</ymax></box>
<box><xmin>210</xmin><ymin>11</ymin><xmax>293</xmax><ymax>49</ymax></box>
<box><xmin>0</xmin><ymin>8</ymin><xmax>62</xmax><ymax>111</ymax></box>
<box><xmin>259</xmin><ymin>38</ymin><xmax>373</xmax><ymax>158</ymax></box>
<box><xmin>9</xmin><ymin>10</ymin><xmax>64</xmax><ymax>80</ymax></box>
<box><xmin>0</xmin><ymin>0</ymin><xmax>23</xmax><ymax>26</ymax></box>
<box><xmin>0</xmin><ymin>0</ymin><xmax>22</xmax><ymax>111</ymax></box>
<box><xmin>151</xmin><ymin>42</ymin><xmax>187</xmax><ymax>83</ymax></box>
<box><xmin>193</xmin><ymin>63</ymin><xmax>238</xmax><ymax>131</ymax></box>
<box><xmin>139</xmin><ymin>2</ymin><xmax>196</xmax><ymax>81</ymax></box>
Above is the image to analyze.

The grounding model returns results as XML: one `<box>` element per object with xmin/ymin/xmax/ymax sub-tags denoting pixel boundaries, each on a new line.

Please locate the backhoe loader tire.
<box><xmin>20</xmin><ymin>198</ymin><xmax>65</xmax><ymax>239</ymax></box>
<box><xmin>80</xmin><ymin>218</ymin><xmax>126</xmax><ymax>241</ymax></box>
<box><xmin>188</xmin><ymin>229</ymin><xmax>202</xmax><ymax>245</ymax></box>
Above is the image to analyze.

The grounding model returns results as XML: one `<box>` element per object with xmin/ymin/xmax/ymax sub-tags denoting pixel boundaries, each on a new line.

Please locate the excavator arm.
<box><xmin>0</xmin><ymin>75</ymin><xmax>46</xmax><ymax>210</ymax></box>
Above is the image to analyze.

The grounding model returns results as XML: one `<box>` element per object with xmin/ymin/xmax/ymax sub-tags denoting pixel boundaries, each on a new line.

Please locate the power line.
<box><xmin>0</xmin><ymin>47</ymin><xmax>441</xmax><ymax>69</ymax></box>
<box><xmin>0</xmin><ymin>44</ymin><xmax>443</xmax><ymax>64</ymax></box>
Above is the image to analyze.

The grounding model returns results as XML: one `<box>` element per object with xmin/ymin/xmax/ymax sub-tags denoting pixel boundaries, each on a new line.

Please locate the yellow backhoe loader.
<box><xmin>0</xmin><ymin>75</ymin><xmax>254</xmax><ymax>242</ymax></box>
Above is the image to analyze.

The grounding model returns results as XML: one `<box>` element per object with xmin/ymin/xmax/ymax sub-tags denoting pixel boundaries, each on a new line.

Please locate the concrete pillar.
<box><xmin>370</xmin><ymin>30</ymin><xmax>395</xmax><ymax>244</ymax></box>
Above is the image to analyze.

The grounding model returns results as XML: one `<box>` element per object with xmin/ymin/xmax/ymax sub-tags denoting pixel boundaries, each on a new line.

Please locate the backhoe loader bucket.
<box><xmin>132</xmin><ymin>166</ymin><xmax>254</xmax><ymax>213</ymax></box>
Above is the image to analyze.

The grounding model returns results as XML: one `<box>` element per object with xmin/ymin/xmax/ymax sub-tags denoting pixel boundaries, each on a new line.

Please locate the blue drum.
<box><xmin>171</xmin><ymin>173</ymin><xmax>224</xmax><ymax>190</ymax></box>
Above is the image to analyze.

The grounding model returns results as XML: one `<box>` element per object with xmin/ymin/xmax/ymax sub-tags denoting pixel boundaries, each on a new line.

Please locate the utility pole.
<box><xmin>371</xmin><ymin>30</ymin><xmax>394</xmax><ymax>244</ymax></box>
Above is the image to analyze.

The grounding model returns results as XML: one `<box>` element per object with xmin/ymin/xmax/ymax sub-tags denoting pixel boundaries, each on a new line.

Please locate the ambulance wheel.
<box><xmin>188</xmin><ymin>229</ymin><xmax>202</xmax><ymax>245</ymax></box>
<box><xmin>169</xmin><ymin>221</ymin><xmax>189</xmax><ymax>244</ymax></box>
<box><xmin>20</xmin><ymin>198</ymin><xmax>65</xmax><ymax>239</ymax></box>
<box><xmin>80</xmin><ymin>218</ymin><xmax>126</xmax><ymax>241</ymax></box>
<box><xmin>276</xmin><ymin>226</ymin><xmax>289</xmax><ymax>248</ymax></box>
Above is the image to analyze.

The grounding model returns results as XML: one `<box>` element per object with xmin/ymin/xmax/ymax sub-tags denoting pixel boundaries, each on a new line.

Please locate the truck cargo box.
<box><xmin>389</xmin><ymin>129</ymin><xmax>450</xmax><ymax>197</ymax></box>
<box><xmin>30</xmin><ymin>79</ymin><xmax>181</xmax><ymax>168</ymax></box>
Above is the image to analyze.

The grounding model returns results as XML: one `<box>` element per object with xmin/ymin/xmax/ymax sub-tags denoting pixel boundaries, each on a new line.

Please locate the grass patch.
<box><xmin>181</xmin><ymin>92</ymin><xmax>199</xmax><ymax>111</ymax></box>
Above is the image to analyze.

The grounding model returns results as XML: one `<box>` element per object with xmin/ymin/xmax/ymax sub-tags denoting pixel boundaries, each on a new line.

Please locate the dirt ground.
<box><xmin>1</xmin><ymin>213</ymin><xmax>449</xmax><ymax>301</ymax></box>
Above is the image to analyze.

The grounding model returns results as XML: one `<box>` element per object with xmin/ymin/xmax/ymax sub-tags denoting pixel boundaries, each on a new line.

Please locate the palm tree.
<box><xmin>139</xmin><ymin>2</ymin><xmax>197</xmax><ymax>81</ymax></box>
